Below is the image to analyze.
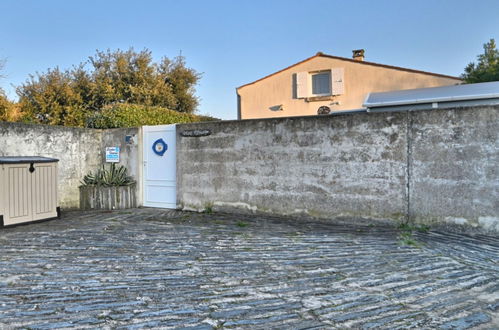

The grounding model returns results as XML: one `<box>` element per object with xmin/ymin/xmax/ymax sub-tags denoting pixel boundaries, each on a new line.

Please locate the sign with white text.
<box><xmin>105</xmin><ymin>147</ymin><xmax>120</xmax><ymax>163</ymax></box>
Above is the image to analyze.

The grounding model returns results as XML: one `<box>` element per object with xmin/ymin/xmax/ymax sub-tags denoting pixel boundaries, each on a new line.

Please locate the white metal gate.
<box><xmin>142</xmin><ymin>125</ymin><xmax>177</xmax><ymax>208</ymax></box>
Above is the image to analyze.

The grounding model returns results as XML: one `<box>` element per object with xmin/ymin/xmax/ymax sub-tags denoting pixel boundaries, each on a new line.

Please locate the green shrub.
<box><xmin>86</xmin><ymin>103</ymin><xmax>217</xmax><ymax>129</ymax></box>
<box><xmin>80</xmin><ymin>163</ymin><xmax>136</xmax><ymax>187</ymax></box>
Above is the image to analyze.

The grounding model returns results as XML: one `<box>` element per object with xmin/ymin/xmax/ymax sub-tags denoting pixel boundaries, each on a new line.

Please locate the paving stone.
<box><xmin>439</xmin><ymin>312</ymin><xmax>492</xmax><ymax>330</ymax></box>
<box><xmin>0</xmin><ymin>208</ymin><xmax>497</xmax><ymax>329</ymax></box>
<box><xmin>360</xmin><ymin>311</ymin><xmax>425</xmax><ymax>329</ymax></box>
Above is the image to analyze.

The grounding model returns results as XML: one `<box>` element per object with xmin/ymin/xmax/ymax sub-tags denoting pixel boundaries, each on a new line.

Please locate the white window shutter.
<box><xmin>331</xmin><ymin>68</ymin><xmax>345</xmax><ymax>95</ymax></box>
<box><xmin>296</xmin><ymin>72</ymin><xmax>308</xmax><ymax>98</ymax></box>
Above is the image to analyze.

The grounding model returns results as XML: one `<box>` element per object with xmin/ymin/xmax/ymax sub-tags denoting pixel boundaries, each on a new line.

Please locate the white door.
<box><xmin>142</xmin><ymin>125</ymin><xmax>177</xmax><ymax>208</ymax></box>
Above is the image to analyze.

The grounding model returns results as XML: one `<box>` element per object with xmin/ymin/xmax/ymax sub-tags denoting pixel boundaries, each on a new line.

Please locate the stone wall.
<box><xmin>1</xmin><ymin>105</ymin><xmax>497</xmax><ymax>233</ymax></box>
<box><xmin>177</xmin><ymin>105</ymin><xmax>499</xmax><ymax>233</ymax></box>
<box><xmin>101</xmin><ymin>128</ymin><xmax>140</xmax><ymax>183</ymax></box>
<box><xmin>177</xmin><ymin>113</ymin><xmax>408</xmax><ymax>221</ymax></box>
<box><xmin>409</xmin><ymin>106</ymin><xmax>499</xmax><ymax>232</ymax></box>
<box><xmin>0</xmin><ymin>122</ymin><xmax>139</xmax><ymax>209</ymax></box>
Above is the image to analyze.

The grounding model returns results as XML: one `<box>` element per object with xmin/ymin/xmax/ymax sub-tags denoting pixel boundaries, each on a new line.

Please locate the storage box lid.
<box><xmin>0</xmin><ymin>156</ymin><xmax>59</xmax><ymax>164</ymax></box>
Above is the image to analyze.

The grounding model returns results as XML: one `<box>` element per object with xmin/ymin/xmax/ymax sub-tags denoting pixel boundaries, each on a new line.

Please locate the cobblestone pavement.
<box><xmin>0</xmin><ymin>209</ymin><xmax>498</xmax><ymax>329</ymax></box>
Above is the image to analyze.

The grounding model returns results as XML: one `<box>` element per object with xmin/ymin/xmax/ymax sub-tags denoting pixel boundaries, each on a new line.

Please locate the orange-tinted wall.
<box><xmin>237</xmin><ymin>56</ymin><xmax>461</xmax><ymax>119</ymax></box>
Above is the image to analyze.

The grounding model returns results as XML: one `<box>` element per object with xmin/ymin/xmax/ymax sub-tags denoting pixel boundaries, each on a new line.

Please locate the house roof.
<box><xmin>236</xmin><ymin>52</ymin><xmax>462</xmax><ymax>90</ymax></box>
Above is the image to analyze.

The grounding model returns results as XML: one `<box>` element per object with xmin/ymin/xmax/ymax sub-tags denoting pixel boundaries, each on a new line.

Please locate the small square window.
<box><xmin>311</xmin><ymin>71</ymin><xmax>331</xmax><ymax>96</ymax></box>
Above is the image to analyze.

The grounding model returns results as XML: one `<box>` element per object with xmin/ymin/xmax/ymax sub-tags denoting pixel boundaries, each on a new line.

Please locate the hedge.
<box><xmin>86</xmin><ymin>103</ymin><xmax>217</xmax><ymax>128</ymax></box>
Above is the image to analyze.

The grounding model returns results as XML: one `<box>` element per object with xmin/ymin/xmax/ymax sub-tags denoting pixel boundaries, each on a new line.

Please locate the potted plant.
<box><xmin>79</xmin><ymin>164</ymin><xmax>137</xmax><ymax>210</ymax></box>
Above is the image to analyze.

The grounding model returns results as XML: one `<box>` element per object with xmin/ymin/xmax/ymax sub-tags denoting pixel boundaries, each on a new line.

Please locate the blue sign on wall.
<box><xmin>105</xmin><ymin>147</ymin><xmax>120</xmax><ymax>162</ymax></box>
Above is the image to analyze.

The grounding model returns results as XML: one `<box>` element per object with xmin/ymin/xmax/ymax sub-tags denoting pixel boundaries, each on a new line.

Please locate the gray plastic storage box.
<box><xmin>0</xmin><ymin>157</ymin><xmax>60</xmax><ymax>226</ymax></box>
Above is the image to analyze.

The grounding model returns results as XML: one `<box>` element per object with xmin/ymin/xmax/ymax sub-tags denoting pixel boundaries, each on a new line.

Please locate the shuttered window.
<box><xmin>296</xmin><ymin>72</ymin><xmax>308</xmax><ymax>98</ymax></box>
<box><xmin>296</xmin><ymin>68</ymin><xmax>344</xmax><ymax>98</ymax></box>
<box><xmin>331</xmin><ymin>68</ymin><xmax>345</xmax><ymax>95</ymax></box>
<box><xmin>311</xmin><ymin>72</ymin><xmax>331</xmax><ymax>96</ymax></box>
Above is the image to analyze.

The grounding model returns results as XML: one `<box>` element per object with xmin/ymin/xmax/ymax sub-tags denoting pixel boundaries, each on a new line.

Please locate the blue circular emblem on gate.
<box><xmin>152</xmin><ymin>138</ymin><xmax>168</xmax><ymax>156</ymax></box>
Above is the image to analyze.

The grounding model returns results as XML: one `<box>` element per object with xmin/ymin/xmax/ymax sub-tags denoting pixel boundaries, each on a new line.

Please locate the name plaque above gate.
<box><xmin>180</xmin><ymin>129</ymin><xmax>212</xmax><ymax>137</ymax></box>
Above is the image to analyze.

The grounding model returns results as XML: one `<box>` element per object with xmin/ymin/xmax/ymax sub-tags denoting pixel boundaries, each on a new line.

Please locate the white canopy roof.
<box><xmin>364</xmin><ymin>81</ymin><xmax>499</xmax><ymax>110</ymax></box>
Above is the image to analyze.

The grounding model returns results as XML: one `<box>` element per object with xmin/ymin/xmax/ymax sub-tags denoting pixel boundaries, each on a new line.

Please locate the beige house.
<box><xmin>236</xmin><ymin>50</ymin><xmax>462</xmax><ymax>119</ymax></box>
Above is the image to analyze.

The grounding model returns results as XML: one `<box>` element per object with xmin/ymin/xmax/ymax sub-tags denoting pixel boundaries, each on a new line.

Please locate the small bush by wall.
<box><xmin>79</xmin><ymin>164</ymin><xmax>137</xmax><ymax>210</ymax></box>
<box><xmin>86</xmin><ymin>103</ymin><xmax>217</xmax><ymax>129</ymax></box>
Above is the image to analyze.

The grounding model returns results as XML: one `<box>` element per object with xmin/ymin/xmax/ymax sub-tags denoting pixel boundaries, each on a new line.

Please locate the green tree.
<box><xmin>17</xmin><ymin>67</ymin><xmax>87</xmax><ymax>126</ymax></box>
<box><xmin>160</xmin><ymin>55</ymin><xmax>200</xmax><ymax>113</ymax></box>
<box><xmin>17</xmin><ymin>48</ymin><xmax>201</xmax><ymax>126</ymax></box>
<box><xmin>462</xmin><ymin>39</ymin><xmax>499</xmax><ymax>83</ymax></box>
<box><xmin>0</xmin><ymin>90</ymin><xmax>9</xmax><ymax>121</ymax></box>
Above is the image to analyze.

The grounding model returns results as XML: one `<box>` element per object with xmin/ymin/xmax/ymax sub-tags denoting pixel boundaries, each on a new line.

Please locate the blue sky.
<box><xmin>0</xmin><ymin>0</ymin><xmax>498</xmax><ymax>119</ymax></box>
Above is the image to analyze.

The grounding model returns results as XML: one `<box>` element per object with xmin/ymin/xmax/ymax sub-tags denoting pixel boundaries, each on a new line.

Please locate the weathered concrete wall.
<box><xmin>177</xmin><ymin>112</ymin><xmax>409</xmax><ymax>221</ymax></box>
<box><xmin>2</xmin><ymin>105</ymin><xmax>497</xmax><ymax>233</ymax></box>
<box><xmin>409</xmin><ymin>106</ymin><xmax>499</xmax><ymax>232</ymax></box>
<box><xmin>0</xmin><ymin>123</ymin><xmax>139</xmax><ymax>209</ymax></box>
<box><xmin>101</xmin><ymin>128</ymin><xmax>140</xmax><ymax>182</ymax></box>
<box><xmin>177</xmin><ymin>105</ymin><xmax>499</xmax><ymax>234</ymax></box>
<box><xmin>101</xmin><ymin>127</ymin><xmax>141</xmax><ymax>206</ymax></box>
<box><xmin>0</xmin><ymin>123</ymin><xmax>101</xmax><ymax>209</ymax></box>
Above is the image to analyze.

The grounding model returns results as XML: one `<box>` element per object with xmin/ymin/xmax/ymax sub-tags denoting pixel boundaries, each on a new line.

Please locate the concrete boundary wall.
<box><xmin>408</xmin><ymin>106</ymin><xmax>498</xmax><ymax>233</ymax></box>
<box><xmin>177</xmin><ymin>105</ymin><xmax>499</xmax><ymax>234</ymax></box>
<box><xmin>1</xmin><ymin>105</ymin><xmax>497</xmax><ymax>233</ymax></box>
<box><xmin>0</xmin><ymin>123</ymin><xmax>140</xmax><ymax>209</ymax></box>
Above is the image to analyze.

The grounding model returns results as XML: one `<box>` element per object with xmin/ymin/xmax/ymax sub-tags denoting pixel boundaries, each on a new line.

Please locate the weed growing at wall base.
<box><xmin>397</xmin><ymin>222</ymin><xmax>429</xmax><ymax>247</ymax></box>
<box><xmin>398</xmin><ymin>231</ymin><xmax>420</xmax><ymax>247</ymax></box>
<box><xmin>203</xmin><ymin>203</ymin><xmax>214</xmax><ymax>214</ymax></box>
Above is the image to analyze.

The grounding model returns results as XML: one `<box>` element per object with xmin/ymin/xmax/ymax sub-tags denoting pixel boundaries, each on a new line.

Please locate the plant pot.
<box><xmin>79</xmin><ymin>184</ymin><xmax>137</xmax><ymax>210</ymax></box>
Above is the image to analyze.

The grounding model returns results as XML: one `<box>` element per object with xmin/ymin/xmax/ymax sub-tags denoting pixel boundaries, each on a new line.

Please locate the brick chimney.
<box><xmin>352</xmin><ymin>49</ymin><xmax>365</xmax><ymax>61</ymax></box>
